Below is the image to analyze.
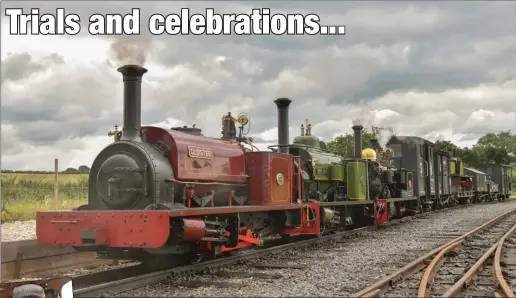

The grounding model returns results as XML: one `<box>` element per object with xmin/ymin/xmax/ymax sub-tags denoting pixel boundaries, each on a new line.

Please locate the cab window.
<box><xmin>387</xmin><ymin>144</ymin><xmax>402</xmax><ymax>158</ymax></box>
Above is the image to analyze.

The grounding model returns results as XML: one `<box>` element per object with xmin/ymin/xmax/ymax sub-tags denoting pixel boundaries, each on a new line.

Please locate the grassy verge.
<box><xmin>2</xmin><ymin>197</ymin><xmax>87</xmax><ymax>222</ymax></box>
<box><xmin>1</xmin><ymin>173</ymin><xmax>88</xmax><ymax>223</ymax></box>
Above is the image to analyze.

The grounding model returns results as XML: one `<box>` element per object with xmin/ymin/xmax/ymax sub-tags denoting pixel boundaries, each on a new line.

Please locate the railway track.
<box><xmin>354</xmin><ymin>208</ymin><xmax>516</xmax><ymax>297</ymax></box>
<box><xmin>72</xmin><ymin>200</ymin><xmax>515</xmax><ymax>297</ymax></box>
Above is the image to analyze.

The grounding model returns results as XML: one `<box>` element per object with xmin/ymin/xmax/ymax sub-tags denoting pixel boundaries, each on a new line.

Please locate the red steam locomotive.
<box><xmin>36</xmin><ymin>65</ymin><xmax>331</xmax><ymax>263</ymax></box>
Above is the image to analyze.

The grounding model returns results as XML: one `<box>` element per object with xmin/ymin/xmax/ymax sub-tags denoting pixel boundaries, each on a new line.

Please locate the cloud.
<box><xmin>1</xmin><ymin>52</ymin><xmax>65</xmax><ymax>83</ymax></box>
<box><xmin>1</xmin><ymin>1</ymin><xmax>516</xmax><ymax>170</ymax></box>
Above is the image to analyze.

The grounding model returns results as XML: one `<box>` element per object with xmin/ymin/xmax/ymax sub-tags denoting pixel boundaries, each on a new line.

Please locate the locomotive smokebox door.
<box><xmin>96</xmin><ymin>153</ymin><xmax>147</xmax><ymax>209</ymax></box>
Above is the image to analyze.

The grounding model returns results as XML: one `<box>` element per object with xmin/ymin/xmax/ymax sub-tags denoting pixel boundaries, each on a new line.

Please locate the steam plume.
<box><xmin>376</xmin><ymin>127</ymin><xmax>395</xmax><ymax>148</ymax></box>
<box><xmin>108</xmin><ymin>36</ymin><xmax>150</xmax><ymax>66</ymax></box>
<box><xmin>352</xmin><ymin>102</ymin><xmax>373</xmax><ymax>127</ymax></box>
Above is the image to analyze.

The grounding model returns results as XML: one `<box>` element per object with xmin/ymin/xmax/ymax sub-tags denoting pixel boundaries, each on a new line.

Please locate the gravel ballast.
<box><xmin>117</xmin><ymin>200</ymin><xmax>516</xmax><ymax>297</ymax></box>
<box><xmin>1</xmin><ymin>220</ymin><xmax>36</xmax><ymax>242</ymax></box>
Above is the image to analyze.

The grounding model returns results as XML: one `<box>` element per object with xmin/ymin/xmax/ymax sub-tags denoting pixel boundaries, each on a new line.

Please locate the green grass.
<box><xmin>1</xmin><ymin>173</ymin><xmax>88</xmax><ymax>223</ymax></box>
<box><xmin>3</xmin><ymin>172</ymin><xmax>89</xmax><ymax>184</ymax></box>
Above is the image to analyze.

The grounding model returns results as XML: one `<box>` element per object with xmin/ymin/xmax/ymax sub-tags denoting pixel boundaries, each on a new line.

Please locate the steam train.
<box><xmin>35</xmin><ymin>65</ymin><xmax>513</xmax><ymax>264</ymax></box>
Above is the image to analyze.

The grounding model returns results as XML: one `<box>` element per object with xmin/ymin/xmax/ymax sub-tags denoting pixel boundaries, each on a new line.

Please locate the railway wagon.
<box><xmin>464</xmin><ymin>167</ymin><xmax>489</xmax><ymax>202</ymax></box>
<box><xmin>478</xmin><ymin>163</ymin><xmax>513</xmax><ymax>200</ymax></box>
<box><xmin>385</xmin><ymin>137</ymin><xmax>510</xmax><ymax>209</ymax></box>
<box><xmin>34</xmin><ymin>64</ymin><xmax>506</xmax><ymax>265</ymax></box>
<box><xmin>385</xmin><ymin>136</ymin><xmax>455</xmax><ymax>210</ymax></box>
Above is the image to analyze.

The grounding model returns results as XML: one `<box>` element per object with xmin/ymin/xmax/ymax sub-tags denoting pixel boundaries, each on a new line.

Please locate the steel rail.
<box><xmin>418</xmin><ymin>240</ymin><xmax>464</xmax><ymax>297</ymax></box>
<box><xmin>493</xmin><ymin>224</ymin><xmax>515</xmax><ymax>297</ymax></box>
<box><xmin>441</xmin><ymin>223</ymin><xmax>515</xmax><ymax>297</ymax></box>
<box><xmin>353</xmin><ymin>206</ymin><xmax>516</xmax><ymax>297</ymax></box>
<box><xmin>441</xmin><ymin>242</ymin><xmax>498</xmax><ymax>297</ymax></box>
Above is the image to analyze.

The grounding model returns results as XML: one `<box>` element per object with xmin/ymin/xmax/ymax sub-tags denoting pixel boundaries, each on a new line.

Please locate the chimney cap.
<box><xmin>117</xmin><ymin>64</ymin><xmax>148</xmax><ymax>77</ymax></box>
<box><xmin>274</xmin><ymin>98</ymin><xmax>292</xmax><ymax>108</ymax></box>
<box><xmin>352</xmin><ymin>124</ymin><xmax>364</xmax><ymax>130</ymax></box>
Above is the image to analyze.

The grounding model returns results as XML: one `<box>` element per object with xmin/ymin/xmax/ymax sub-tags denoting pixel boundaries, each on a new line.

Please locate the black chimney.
<box><xmin>117</xmin><ymin>65</ymin><xmax>148</xmax><ymax>141</ymax></box>
<box><xmin>352</xmin><ymin>124</ymin><xmax>363</xmax><ymax>158</ymax></box>
<box><xmin>274</xmin><ymin>98</ymin><xmax>292</xmax><ymax>154</ymax></box>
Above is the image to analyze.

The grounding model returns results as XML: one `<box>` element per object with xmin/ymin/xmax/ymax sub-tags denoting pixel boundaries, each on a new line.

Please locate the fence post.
<box><xmin>54</xmin><ymin>158</ymin><xmax>59</xmax><ymax>209</ymax></box>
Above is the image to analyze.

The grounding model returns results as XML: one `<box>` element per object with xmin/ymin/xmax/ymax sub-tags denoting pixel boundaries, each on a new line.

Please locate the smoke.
<box><xmin>352</xmin><ymin>102</ymin><xmax>399</xmax><ymax>148</ymax></box>
<box><xmin>108</xmin><ymin>36</ymin><xmax>150</xmax><ymax>66</ymax></box>
<box><xmin>352</xmin><ymin>103</ymin><xmax>374</xmax><ymax>127</ymax></box>
<box><xmin>376</xmin><ymin>127</ymin><xmax>396</xmax><ymax>148</ymax></box>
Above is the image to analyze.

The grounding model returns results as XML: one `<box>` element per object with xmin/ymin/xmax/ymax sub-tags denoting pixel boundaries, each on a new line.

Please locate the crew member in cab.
<box><xmin>362</xmin><ymin>148</ymin><xmax>384</xmax><ymax>200</ymax></box>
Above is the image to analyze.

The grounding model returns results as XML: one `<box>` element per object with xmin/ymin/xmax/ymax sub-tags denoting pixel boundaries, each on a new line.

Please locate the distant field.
<box><xmin>3</xmin><ymin>172</ymin><xmax>89</xmax><ymax>183</ymax></box>
<box><xmin>1</xmin><ymin>172</ymin><xmax>88</xmax><ymax>222</ymax></box>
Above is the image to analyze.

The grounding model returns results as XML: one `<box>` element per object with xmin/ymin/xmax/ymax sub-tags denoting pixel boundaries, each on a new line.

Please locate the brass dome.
<box><xmin>361</xmin><ymin>148</ymin><xmax>377</xmax><ymax>160</ymax></box>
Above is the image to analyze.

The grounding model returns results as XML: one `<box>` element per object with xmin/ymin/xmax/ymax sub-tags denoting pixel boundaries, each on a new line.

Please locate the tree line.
<box><xmin>436</xmin><ymin>131</ymin><xmax>516</xmax><ymax>168</ymax></box>
<box><xmin>326</xmin><ymin>127</ymin><xmax>515</xmax><ymax>168</ymax></box>
<box><xmin>325</xmin><ymin>127</ymin><xmax>515</xmax><ymax>187</ymax></box>
<box><xmin>2</xmin><ymin>165</ymin><xmax>91</xmax><ymax>174</ymax></box>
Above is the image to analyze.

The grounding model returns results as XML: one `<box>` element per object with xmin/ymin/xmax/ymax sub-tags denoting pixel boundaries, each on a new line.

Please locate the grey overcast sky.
<box><xmin>1</xmin><ymin>1</ymin><xmax>516</xmax><ymax>170</ymax></box>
